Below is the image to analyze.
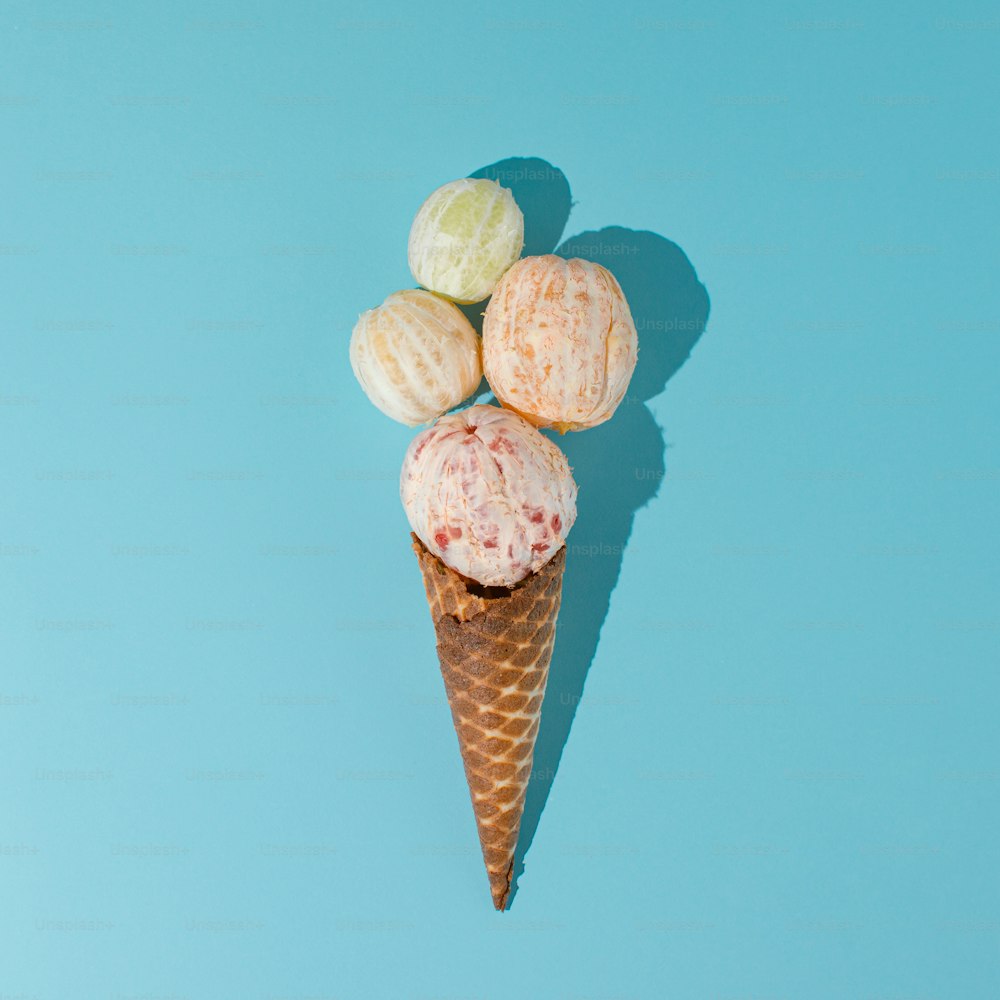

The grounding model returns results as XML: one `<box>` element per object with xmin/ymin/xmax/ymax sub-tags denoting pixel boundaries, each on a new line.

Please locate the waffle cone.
<box><xmin>411</xmin><ymin>533</ymin><xmax>566</xmax><ymax>910</ymax></box>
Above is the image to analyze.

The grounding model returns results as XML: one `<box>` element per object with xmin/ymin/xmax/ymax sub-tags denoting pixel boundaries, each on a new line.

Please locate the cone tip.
<box><xmin>491</xmin><ymin>863</ymin><xmax>514</xmax><ymax>910</ymax></box>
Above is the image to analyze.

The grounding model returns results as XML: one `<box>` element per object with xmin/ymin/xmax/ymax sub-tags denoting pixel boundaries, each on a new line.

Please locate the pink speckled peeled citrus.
<box><xmin>482</xmin><ymin>255</ymin><xmax>638</xmax><ymax>431</ymax></box>
<box><xmin>400</xmin><ymin>404</ymin><xmax>577</xmax><ymax>587</ymax></box>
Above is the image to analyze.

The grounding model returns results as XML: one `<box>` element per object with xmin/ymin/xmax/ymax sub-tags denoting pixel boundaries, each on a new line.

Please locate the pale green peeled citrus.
<box><xmin>407</xmin><ymin>178</ymin><xmax>524</xmax><ymax>304</ymax></box>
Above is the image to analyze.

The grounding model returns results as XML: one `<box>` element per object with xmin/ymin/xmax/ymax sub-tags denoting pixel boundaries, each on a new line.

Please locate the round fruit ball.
<box><xmin>408</xmin><ymin>178</ymin><xmax>524</xmax><ymax>305</ymax></box>
<box><xmin>400</xmin><ymin>404</ymin><xmax>577</xmax><ymax>587</ymax></box>
<box><xmin>482</xmin><ymin>255</ymin><xmax>638</xmax><ymax>431</ymax></box>
<box><xmin>350</xmin><ymin>289</ymin><xmax>482</xmax><ymax>426</ymax></box>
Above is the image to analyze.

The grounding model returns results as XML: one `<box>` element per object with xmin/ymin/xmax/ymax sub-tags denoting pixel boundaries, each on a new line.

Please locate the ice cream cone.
<box><xmin>411</xmin><ymin>532</ymin><xmax>566</xmax><ymax>910</ymax></box>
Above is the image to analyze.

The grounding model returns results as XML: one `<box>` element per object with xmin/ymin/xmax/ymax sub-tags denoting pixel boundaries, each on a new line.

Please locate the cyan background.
<box><xmin>2</xmin><ymin>2</ymin><xmax>998</xmax><ymax>998</ymax></box>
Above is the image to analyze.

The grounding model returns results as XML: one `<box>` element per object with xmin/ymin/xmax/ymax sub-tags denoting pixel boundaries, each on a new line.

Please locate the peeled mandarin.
<box><xmin>350</xmin><ymin>289</ymin><xmax>482</xmax><ymax>426</ymax></box>
<box><xmin>482</xmin><ymin>255</ymin><xmax>638</xmax><ymax>431</ymax></box>
<box><xmin>407</xmin><ymin>178</ymin><xmax>524</xmax><ymax>305</ymax></box>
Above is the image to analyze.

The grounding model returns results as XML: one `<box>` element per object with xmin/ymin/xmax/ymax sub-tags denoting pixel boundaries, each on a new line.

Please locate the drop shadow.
<box><xmin>463</xmin><ymin>158</ymin><xmax>711</xmax><ymax>908</ymax></box>
<box><xmin>511</xmin><ymin>227</ymin><xmax>711</xmax><ymax>903</ymax></box>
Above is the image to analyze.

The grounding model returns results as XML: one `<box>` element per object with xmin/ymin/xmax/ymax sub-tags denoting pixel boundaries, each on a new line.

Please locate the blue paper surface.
<box><xmin>2</xmin><ymin>2</ymin><xmax>998</xmax><ymax>997</ymax></box>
